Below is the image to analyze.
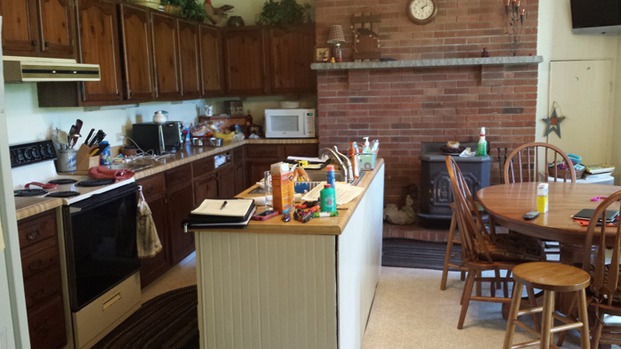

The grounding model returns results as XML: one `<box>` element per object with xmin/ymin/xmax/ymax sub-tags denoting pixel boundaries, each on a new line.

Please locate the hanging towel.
<box><xmin>136</xmin><ymin>186</ymin><xmax>162</xmax><ymax>258</ymax></box>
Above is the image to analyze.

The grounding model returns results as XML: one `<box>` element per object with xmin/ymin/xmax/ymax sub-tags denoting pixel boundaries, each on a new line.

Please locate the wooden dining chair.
<box><xmin>503</xmin><ymin>142</ymin><xmax>576</xmax><ymax>184</ymax></box>
<box><xmin>503</xmin><ymin>142</ymin><xmax>577</xmax><ymax>258</ymax></box>
<box><xmin>446</xmin><ymin>156</ymin><xmax>546</xmax><ymax>329</ymax></box>
<box><xmin>580</xmin><ymin>189</ymin><xmax>621</xmax><ymax>348</ymax></box>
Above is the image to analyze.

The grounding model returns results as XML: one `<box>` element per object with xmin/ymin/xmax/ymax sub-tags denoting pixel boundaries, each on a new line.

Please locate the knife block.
<box><xmin>75</xmin><ymin>144</ymin><xmax>100</xmax><ymax>175</ymax></box>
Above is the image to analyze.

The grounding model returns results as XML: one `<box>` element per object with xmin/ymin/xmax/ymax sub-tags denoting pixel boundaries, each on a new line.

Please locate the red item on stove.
<box><xmin>25</xmin><ymin>181</ymin><xmax>58</xmax><ymax>189</ymax></box>
<box><xmin>88</xmin><ymin>166</ymin><xmax>134</xmax><ymax>181</ymax></box>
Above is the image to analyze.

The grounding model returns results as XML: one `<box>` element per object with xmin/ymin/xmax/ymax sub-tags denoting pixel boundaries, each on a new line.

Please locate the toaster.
<box><xmin>131</xmin><ymin>122</ymin><xmax>183</xmax><ymax>154</ymax></box>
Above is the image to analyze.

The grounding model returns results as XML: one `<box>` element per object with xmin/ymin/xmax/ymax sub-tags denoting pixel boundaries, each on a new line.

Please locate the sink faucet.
<box><xmin>320</xmin><ymin>147</ymin><xmax>353</xmax><ymax>183</ymax></box>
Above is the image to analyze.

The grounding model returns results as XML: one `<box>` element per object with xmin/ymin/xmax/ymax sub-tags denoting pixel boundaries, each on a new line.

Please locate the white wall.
<box><xmin>537</xmin><ymin>1</ymin><xmax>620</xmax><ymax>180</ymax></box>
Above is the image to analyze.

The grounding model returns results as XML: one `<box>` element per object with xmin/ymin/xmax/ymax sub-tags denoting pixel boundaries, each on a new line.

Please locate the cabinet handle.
<box><xmin>31</xmin><ymin>40</ymin><xmax>37</xmax><ymax>47</ymax></box>
<box><xmin>26</xmin><ymin>229</ymin><xmax>41</xmax><ymax>241</ymax></box>
<box><xmin>128</xmin><ymin>89</ymin><xmax>133</xmax><ymax>98</ymax></box>
<box><xmin>28</xmin><ymin>259</ymin><xmax>45</xmax><ymax>271</ymax></box>
<box><xmin>44</xmin><ymin>41</ymin><xmax>49</xmax><ymax>48</ymax></box>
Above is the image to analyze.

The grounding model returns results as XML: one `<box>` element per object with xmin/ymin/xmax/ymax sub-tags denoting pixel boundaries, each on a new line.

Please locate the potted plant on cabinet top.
<box><xmin>161</xmin><ymin>0</ymin><xmax>206</xmax><ymax>21</ymax></box>
<box><xmin>257</xmin><ymin>0</ymin><xmax>313</xmax><ymax>26</ymax></box>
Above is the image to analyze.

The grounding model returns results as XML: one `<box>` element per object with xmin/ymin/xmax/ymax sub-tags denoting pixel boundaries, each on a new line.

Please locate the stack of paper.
<box><xmin>301</xmin><ymin>181</ymin><xmax>364</xmax><ymax>205</ymax></box>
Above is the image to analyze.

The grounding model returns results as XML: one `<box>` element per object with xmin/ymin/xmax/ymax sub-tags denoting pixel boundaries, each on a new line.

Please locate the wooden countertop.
<box><xmin>193</xmin><ymin>159</ymin><xmax>384</xmax><ymax>236</ymax></box>
<box><xmin>15</xmin><ymin>138</ymin><xmax>319</xmax><ymax>220</ymax></box>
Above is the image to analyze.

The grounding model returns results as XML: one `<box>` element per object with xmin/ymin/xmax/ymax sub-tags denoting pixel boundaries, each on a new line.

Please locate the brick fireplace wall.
<box><xmin>314</xmin><ymin>0</ymin><xmax>540</xmax><ymax>208</ymax></box>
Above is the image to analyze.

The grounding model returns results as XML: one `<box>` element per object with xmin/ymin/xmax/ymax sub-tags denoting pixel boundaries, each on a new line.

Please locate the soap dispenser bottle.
<box><xmin>476</xmin><ymin>127</ymin><xmax>487</xmax><ymax>156</ymax></box>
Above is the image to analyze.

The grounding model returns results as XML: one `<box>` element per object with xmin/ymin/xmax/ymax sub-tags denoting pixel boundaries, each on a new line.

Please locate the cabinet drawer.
<box><xmin>24</xmin><ymin>267</ymin><xmax>62</xmax><ymax>309</ymax></box>
<box><xmin>193</xmin><ymin>156</ymin><xmax>214</xmax><ymax>176</ymax></box>
<box><xmin>137</xmin><ymin>174</ymin><xmax>166</xmax><ymax>201</ymax></box>
<box><xmin>21</xmin><ymin>238</ymin><xmax>59</xmax><ymax>279</ymax></box>
<box><xmin>165</xmin><ymin>164</ymin><xmax>192</xmax><ymax>188</ymax></box>
<box><xmin>246</xmin><ymin>144</ymin><xmax>283</xmax><ymax>159</ymax></box>
<box><xmin>27</xmin><ymin>296</ymin><xmax>67</xmax><ymax>349</ymax></box>
<box><xmin>18</xmin><ymin>211</ymin><xmax>57</xmax><ymax>250</ymax></box>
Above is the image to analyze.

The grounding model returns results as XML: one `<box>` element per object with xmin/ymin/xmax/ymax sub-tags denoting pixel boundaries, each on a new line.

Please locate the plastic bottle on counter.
<box><xmin>363</xmin><ymin>137</ymin><xmax>371</xmax><ymax>153</ymax></box>
<box><xmin>326</xmin><ymin>164</ymin><xmax>336</xmax><ymax>189</ymax></box>
<box><xmin>349</xmin><ymin>142</ymin><xmax>360</xmax><ymax>179</ymax></box>
<box><xmin>476</xmin><ymin>127</ymin><xmax>487</xmax><ymax>156</ymax></box>
<box><xmin>320</xmin><ymin>184</ymin><xmax>337</xmax><ymax>213</ymax></box>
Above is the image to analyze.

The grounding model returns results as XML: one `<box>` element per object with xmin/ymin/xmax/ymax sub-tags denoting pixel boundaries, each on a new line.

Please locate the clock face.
<box><xmin>407</xmin><ymin>0</ymin><xmax>438</xmax><ymax>24</ymax></box>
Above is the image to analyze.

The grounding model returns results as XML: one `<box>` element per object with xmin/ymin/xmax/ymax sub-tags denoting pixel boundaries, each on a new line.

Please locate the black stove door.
<box><xmin>63</xmin><ymin>182</ymin><xmax>140</xmax><ymax>311</ymax></box>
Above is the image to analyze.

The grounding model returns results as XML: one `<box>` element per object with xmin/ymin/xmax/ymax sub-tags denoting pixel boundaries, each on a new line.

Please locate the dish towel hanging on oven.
<box><xmin>136</xmin><ymin>185</ymin><xmax>162</xmax><ymax>258</ymax></box>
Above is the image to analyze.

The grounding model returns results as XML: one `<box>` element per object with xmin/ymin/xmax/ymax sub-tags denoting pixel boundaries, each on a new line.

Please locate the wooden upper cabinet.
<box><xmin>223</xmin><ymin>27</ymin><xmax>266</xmax><ymax>95</ymax></box>
<box><xmin>76</xmin><ymin>0</ymin><xmax>123</xmax><ymax>104</ymax></box>
<box><xmin>199</xmin><ymin>24</ymin><xmax>224</xmax><ymax>96</ymax></box>
<box><xmin>120</xmin><ymin>4</ymin><xmax>154</xmax><ymax>102</ymax></box>
<box><xmin>1</xmin><ymin>0</ymin><xmax>75</xmax><ymax>58</ymax></box>
<box><xmin>151</xmin><ymin>12</ymin><xmax>182</xmax><ymax>100</ymax></box>
<box><xmin>268</xmin><ymin>24</ymin><xmax>316</xmax><ymax>94</ymax></box>
<box><xmin>178</xmin><ymin>19</ymin><xmax>201</xmax><ymax>99</ymax></box>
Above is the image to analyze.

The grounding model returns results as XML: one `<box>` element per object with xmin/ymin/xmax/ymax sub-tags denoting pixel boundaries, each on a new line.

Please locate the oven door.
<box><xmin>63</xmin><ymin>182</ymin><xmax>140</xmax><ymax>311</ymax></box>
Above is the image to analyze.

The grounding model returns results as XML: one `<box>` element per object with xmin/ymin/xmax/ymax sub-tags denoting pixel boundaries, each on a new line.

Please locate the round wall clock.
<box><xmin>407</xmin><ymin>0</ymin><xmax>438</xmax><ymax>25</ymax></box>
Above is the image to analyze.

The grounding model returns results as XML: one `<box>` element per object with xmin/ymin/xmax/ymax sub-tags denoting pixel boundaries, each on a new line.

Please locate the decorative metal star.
<box><xmin>542</xmin><ymin>104</ymin><xmax>566</xmax><ymax>138</ymax></box>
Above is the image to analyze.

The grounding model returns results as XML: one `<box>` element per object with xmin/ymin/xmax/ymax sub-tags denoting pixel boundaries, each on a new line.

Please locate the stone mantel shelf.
<box><xmin>310</xmin><ymin>55</ymin><xmax>543</xmax><ymax>71</ymax></box>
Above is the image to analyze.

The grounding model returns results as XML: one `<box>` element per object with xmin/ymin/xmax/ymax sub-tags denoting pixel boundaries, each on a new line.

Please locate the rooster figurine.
<box><xmin>203</xmin><ymin>0</ymin><xmax>234</xmax><ymax>25</ymax></box>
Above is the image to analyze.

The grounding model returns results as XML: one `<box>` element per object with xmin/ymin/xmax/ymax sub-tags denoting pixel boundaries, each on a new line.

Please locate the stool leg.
<box><xmin>541</xmin><ymin>291</ymin><xmax>555</xmax><ymax>349</ymax></box>
<box><xmin>576</xmin><ymin>289</ymin><xmax>591</xmax><ymax>349</ymax></box>
<box><xmin>503</xmin><ymin>281</ymin><xmax>524</xmax><ymax>349</ymax></box>
<box><xmin>440</xmin><ymin>211</ymin><xmax>457</xmax><ymax>291</ymax></box>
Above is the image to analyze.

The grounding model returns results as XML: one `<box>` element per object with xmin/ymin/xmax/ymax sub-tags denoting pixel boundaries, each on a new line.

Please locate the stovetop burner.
<box><xmin>77</xmin><ymin>179</ymin><xmax>115</xmax><ymax>187</ymax></box>
<box><xmin>49</xmin><ymin>178</ymin><xmax>78</xmax><ymax>185</ymax></box>
<box><xmin>14</xmin><ymin>189</ymin><xmax>48</xmax><ymax>197</ymax></box>
<box><xmin>46</xmin><ymin>191</ymin><xmax>80</xmax><ymax>198</ymax></box>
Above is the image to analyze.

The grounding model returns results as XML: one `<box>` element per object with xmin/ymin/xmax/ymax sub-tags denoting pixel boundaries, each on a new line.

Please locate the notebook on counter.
<box><xmin>183</xmin><ymin>199</ymin><xmax>256</xmax><ymax>231</ymax></box>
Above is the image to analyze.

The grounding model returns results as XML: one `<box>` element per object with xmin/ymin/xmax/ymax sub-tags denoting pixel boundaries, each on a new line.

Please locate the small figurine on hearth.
<box><xmin>383</xmin><ymin>195</ymin><xmax>415</xmax><ymax>225</ymax></box>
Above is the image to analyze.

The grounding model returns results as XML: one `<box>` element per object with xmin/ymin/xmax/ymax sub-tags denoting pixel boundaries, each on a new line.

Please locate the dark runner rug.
<box><xmin>93</xmin><ymin>285</ymin><xmax>199</xmax><ymax>349</ymax></box>
<box><xmin>381</xmin><ymin>238</ymin><xmax>460</xmax><ymax>270</ymax></box>
<box><xmin>94</xmin><ymin>239</ymin><xmax>455</xmax><ymax>348</ymax></box>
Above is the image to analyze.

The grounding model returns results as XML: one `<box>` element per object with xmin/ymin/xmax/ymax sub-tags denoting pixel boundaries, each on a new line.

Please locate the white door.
<box><xmin>548</xmin><ymin>60</ymin><xmax>613</xmax><ymax>166</ymax></box>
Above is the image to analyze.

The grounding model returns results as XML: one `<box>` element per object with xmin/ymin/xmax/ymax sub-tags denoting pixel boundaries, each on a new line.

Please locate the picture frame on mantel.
<box><xmin>315</xmin><ymin>47</ymin><xmax>330</xmax><ymax>62</ymax></box>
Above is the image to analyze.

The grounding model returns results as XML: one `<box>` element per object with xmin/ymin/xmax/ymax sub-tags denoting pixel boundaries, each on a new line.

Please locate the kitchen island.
<box><xmin>192</xmin><ymin>159</ymin><xmax>384</xmax><ymax>349</ymax></box>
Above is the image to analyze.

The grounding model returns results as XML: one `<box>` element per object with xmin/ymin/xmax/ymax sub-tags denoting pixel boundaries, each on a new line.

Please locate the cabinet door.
<box><xmin>1</xmin><ymin>0</ymin><xmax>39</xmax><ymax>55</ymax></box>
<box><xmin>166</xmin><ymin>165</ymin><xmax>194</xmax><ymax>264</ymax></box>
<box><xmin>194</xmin><ymin>173</ymin><xmax>218</xmax><ymax>205</ymax></box>
<box><xmin>38</xmin><ymin>0</ymin><xmax>75</xmax><ymax>57</ymax></box>
<box><xmin>151</xmin><ymin>12</ymin><xmax>182</xmax><ymax>100</ymax></box>
<box><xmin>136</xmin><ymin>174</ymin><xmax>171</xmax><ymax>288</ymax></box>
<box><xmin>199</xmin><ymin>24</ymin><xmax>224</xmax><ymax>96</ymax></box>
<box><xmin>268</xmin><ymin>24</ymin><xmax>316</xmax><ymax>94</ymax></box>
<box><xmin>217</xmin><ymin>165</ymin><xmax>236</xmax><ymax>199</ymax></box>
<box><xmin>223</xmin><ymin>27</ymin><xmax>266</xmax><ymax>95</ymax></box>
<box><xmin>76</xmin><ymin>0</ymin><xmax>123</xmax><ymax>104</ymax></box>
<box><xmin>178</xmin><ymin>19</ymin><xmax>201</xmax><ymax>99</ymax></box>
<box><xmin>120</xmin><ymin>5</ymin><xmax>154</xmax><ymax>102</ymax></box>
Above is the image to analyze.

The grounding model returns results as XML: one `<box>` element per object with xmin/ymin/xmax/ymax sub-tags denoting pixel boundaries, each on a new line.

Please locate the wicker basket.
<box><xmin>548</xmin><ymin>165</ymin><xmax>584</xmax><ymax>179</ymax></box>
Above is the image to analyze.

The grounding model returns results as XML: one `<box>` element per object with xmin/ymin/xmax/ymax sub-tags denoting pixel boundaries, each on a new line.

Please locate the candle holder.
<box><xmin>505</xmin><ymin>0</ymin><xmax>525</xmax><ymax>56</ymax></box>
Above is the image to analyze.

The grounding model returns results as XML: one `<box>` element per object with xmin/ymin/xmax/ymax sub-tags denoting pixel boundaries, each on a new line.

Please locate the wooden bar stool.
<box><xmin>503</xmin><ymin>262</ymin><xmax>590</xmax><ymax>349</ymax></box>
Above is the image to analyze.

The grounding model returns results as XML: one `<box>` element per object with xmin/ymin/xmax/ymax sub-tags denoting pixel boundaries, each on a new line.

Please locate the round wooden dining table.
<box><xmin>477</xmin><ymin>182</ymin><xmax>621</xmax><ymax>246</ymax></box>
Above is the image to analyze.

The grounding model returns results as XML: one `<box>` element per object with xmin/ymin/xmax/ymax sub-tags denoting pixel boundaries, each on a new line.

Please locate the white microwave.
<box><xmin>264</xmin><ymin>108</ymin><xmax>316</xmax><ymax>138</ymax></box>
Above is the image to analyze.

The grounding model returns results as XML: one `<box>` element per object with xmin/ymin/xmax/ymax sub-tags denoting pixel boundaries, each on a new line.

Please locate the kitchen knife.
<box><xmin>84</xmin><ymin>128</ymin><xmax>95</xmax><ymax>145</ymax></box>
<box><xmin>71</xmin><ymin>119</ymin><xmax>83</xmax><ymax>148</ymax></box>
<box><xmin>88</xmin><ymin>129</ymin><xmax>101</xmax><ymax>147</ymax></box>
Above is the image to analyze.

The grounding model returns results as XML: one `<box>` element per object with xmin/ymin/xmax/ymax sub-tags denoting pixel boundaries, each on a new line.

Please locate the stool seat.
<box><xmin>513</xmin><ymin>262</ymin><xmax>590</xmax><ymax>292</ymax></box>
<box><xmin>504</xmin><ymin>262</ymin><xmax>591</xmax><ymax>349</ymax></box>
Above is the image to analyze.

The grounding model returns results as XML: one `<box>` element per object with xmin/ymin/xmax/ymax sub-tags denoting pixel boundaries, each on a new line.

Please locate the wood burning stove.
<box><xmin>418</xmin><ymin>142</ymin><xmax>491</xmax><ymax>220</ymax></box>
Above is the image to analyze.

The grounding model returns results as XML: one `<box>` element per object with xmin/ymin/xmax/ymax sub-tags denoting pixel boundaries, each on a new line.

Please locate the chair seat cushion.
<box><xmin>475</xmin><ymin>233</ymin><xmax>545</xmax><ymax>263</ymax></box>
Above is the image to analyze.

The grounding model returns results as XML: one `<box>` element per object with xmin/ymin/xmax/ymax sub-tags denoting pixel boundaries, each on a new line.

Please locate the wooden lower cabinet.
<box><xmin>18</xmin><ymin>210</ymin><xmax>67</xmax><ymax>349</ymax></box>
<box><xmin>166</xmin><ymin>164</ymin><xmax>195</xmax><ymax>264</ymax></box>
<box><xmin>136</xmin><ymin>173</ymin><xmax>170</xmax><ymax>288</ymax></box>
<box><xmin>246</xmin><ymin>143</ymin><xmax>318</xmax><ymax>186</ymax></box>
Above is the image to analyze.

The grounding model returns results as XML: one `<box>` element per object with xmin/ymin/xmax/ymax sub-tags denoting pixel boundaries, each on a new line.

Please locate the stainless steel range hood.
<box><xmin>3</xmin><ymin>56</ymin><xmax>100</xmax><ymax>83</ymax></box>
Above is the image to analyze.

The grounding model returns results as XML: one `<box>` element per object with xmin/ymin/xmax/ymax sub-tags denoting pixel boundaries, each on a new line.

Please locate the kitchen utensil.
<box><xmin>25</xmin><ymin>181</ymin><xmax>58</xmax><ymax>189</ymax></box>
<box><xmin>89</xmin><ymin>130</ymin><xmax>106</xmax><ymax>147</ymax></box>
<box><xmin>70</xmin><ymin>119</ymin><xmax>83</xmax><ymax>148</ymax></box>
<box><xmin>84</xmin><ymin>128</ymin><xmax>95</xmax><ymax>145</ymax></box>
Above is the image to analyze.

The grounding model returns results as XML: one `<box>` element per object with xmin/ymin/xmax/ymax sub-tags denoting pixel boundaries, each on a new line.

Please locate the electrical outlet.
<box><xmin>116</xmin><ymin>133</ymin><xmax>124</xmax><ymax>142</ymax></box>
